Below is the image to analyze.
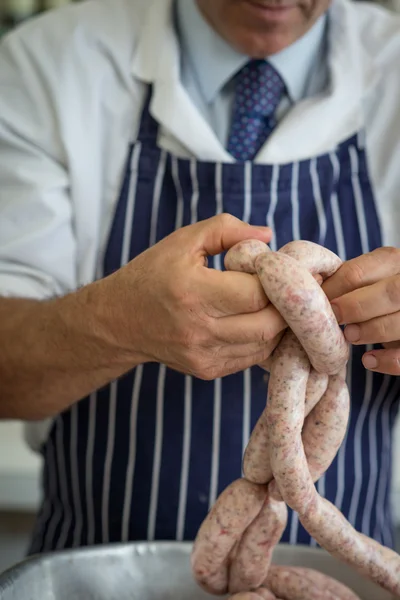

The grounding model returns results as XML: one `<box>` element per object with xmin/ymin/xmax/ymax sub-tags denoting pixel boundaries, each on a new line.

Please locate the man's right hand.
<box><xmin>0</xmin><ymin>214</ymin><xmax>286</xmax><ymax>420</ymax></box>
<box><xmin>103</xmin><ymin>213</ymin><xmax>286</xmax><ymax>380</ymax></box>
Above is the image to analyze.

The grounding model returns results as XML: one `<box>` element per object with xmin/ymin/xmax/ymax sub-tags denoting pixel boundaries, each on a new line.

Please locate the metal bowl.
<box><xmin>0</xmin><ymin>542</ymin><xmax>396</xmax><ymax>600</ymax></box>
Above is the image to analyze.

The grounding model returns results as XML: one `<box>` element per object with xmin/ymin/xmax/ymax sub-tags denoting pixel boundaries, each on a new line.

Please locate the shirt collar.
<box><xmin>176</xmin><ymin>0</ymin><xmax>328</xmax><ymax>104</ymax></box>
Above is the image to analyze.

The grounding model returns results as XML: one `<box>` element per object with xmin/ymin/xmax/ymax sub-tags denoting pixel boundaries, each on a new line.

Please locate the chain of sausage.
<box><xmin>191</xmin><ymin>240</ymin><xmax>400</xmax><ymax>600</ymax></box>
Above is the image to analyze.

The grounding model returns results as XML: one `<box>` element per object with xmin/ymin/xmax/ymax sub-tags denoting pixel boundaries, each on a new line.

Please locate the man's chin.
<box><xmin>229</xmin><ymin>28</ymin><xmax>300</xmax><ymax>58</ymax></box>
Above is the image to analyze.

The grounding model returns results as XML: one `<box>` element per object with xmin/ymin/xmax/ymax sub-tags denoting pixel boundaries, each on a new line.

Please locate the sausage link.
<box><xmin>255</xmin><ymin>251</ymin><xmax>348</xmax><ymax>375</ymax></box>
<box><xmin>243</xmin><ymin>334</ymin><xmax>310</xmax><ymax>487</ymax></box>
<box><xmin>243</xmin><ymin>368</ymin><xmax>328</xmax><ymax>485</ymax></box>
<box><xmin>191</xmin><ymin>479</ymin><xmax>267</xmax><ymax>595</ymax></box>
<box><xmin>279</xmin><ymin>240</ymin><xmax>342</xmax><ymax>279</ymax></box>
<box><xmin>264</xmin><ymin>565</ymin><xmax>361</xmax><ymax>599</ymax></box>
<box><xmin>242</xmin><ymin>408</ymin><xmax>271</xmax><ymax>485</ymax></box>
<box><xmin>243</xmin><ymin>332</ymin><xmax>309</xmax><ymax>486</ymax></box>
<box><xmin>302</xmin><ymin>369</ymin><xmax>349</xmax><ymax>483</ymax></box>
<box><xmin>228</xmin><ymin>494</ymin><xmax>288</xmax><ymax>593</ymax></box>
<box><xmin>194</xmin><ymin>239</ymin><xmax>400</xmax><ymax>600</ymax></box>
<box><xmin>299</xmin><ymin>495</ymin><xmax>400</xmax><ymax>596</ymax></box>
<box><xmin>304</xmin><ymin>369</ymin><xmax>329</xmax><ymax>415</ymax></box>
<box><xmin>266</xmin><ymin>331</ymin><xmax>315</xmax><ymax>510</ymax></box>
<box><xmin>224</xmin><ymin>239</ymin><xmax>271</xmax><ymax>274</ymax></box>
<box><xmin>266</xmin><ymin>333</ymin><xmax>400</xmax><ymax>595</ymax></box>
<box><xmin>255</xmin><ymin>590</ymin><xmax>279</xmax><ymax>600</ymax></box>
<box><xmin>229</xmin><ymin>592</ymin><xmax>277</xmax><ymax>600</ymax></box>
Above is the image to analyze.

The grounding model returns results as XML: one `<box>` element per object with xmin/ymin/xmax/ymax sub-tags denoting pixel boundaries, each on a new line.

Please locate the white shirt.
<box><xmin>0</xmin><ymin>0</ymin><xmax>400</xmax><ymax>449</ymax></box>
<box><xmin>176</xmin><ymin>0</ymin><xmax>329</xmax><ymax>145</ymax></box>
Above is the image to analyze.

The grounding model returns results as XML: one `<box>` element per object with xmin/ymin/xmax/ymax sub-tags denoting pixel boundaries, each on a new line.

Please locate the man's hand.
<box><xmin>322</xmin><ymin>247</ymin><xmax>400</xmax><ymax>375</ymax></box>
<box><xmin>0</xmin><ymin>214</ymin><xmax>286</xmax><ymax>420</ymax></box>
<box><xmin>106</xmin><ymin>213</ymin><xmax>286</xmax><ymax>380</ymax></box>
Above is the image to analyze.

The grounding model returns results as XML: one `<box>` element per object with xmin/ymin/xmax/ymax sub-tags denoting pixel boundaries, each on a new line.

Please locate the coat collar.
<box><xmin>131</xmin><ymin>0</ymin><xmax>378</xmax><ymax>164</ymax></box>
<box><xmin>176</xmin><ymin>0</ymin><xmax>328</xmax><ymax>107</ymax></box>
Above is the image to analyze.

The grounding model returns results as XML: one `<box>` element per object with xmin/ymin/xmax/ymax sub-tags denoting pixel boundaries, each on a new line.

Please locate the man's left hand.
<box><xmin>322</xmin><ymin>247</ymin><xmax>400</xmax><ymax>375</ymax></box>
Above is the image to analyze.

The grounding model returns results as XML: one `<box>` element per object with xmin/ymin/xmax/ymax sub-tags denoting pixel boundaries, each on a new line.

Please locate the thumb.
<box><xmin>194</xmin><ymin>214</ymin><xmax>272</xmax><ymax>257</ymax></box>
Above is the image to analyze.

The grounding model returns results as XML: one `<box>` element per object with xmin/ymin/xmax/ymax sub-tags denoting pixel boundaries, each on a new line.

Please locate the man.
<box><xmin>0</xmin><ymin>0</ymin><xmax>400</xmax><ymax>555</ymax></box>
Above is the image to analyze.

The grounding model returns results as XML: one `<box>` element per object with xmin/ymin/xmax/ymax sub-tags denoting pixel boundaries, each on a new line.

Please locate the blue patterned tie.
<box><xmin>227</xmin><ymin>59</ymin><xmax>286</xmax><ymax>161</ymax></box>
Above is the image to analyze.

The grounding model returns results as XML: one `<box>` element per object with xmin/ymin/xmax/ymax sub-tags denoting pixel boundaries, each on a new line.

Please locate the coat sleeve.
<box><xmin>0</xmin><ymin>24</ymin><xmax>77</xmax><ymax>300</ymax></box>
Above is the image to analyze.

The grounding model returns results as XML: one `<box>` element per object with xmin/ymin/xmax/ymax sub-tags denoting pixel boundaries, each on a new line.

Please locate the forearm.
<box><xmin>0</xmin><ymin>278</ymin><xmax>144</xmax><ymax>420</ymax></box>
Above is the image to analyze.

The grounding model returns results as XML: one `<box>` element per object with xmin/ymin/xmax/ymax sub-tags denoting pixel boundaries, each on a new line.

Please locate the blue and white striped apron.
<box><xmin>29</xmin><ymin>88</ymin><xmax>400</xmax><ymax>555</ymax></box>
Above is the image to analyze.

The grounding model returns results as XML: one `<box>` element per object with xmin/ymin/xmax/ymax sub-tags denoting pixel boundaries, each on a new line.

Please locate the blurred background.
<box><xmin>0</xmin><ymin>0</ymin><xmax>400</xmax><ymax>578</ymax></box>
<box><xmin>0</xmin><ymin>0</ymin><xmax>76</xmax><ymax>36</ymax></box>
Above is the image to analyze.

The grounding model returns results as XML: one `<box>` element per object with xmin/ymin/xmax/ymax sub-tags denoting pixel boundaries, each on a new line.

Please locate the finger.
<box><xmin>259</xmin><ymin>333</ymin><xmax>285</xmax><ymax>374</ymax></box>
<box><xmin>342</xmin><ymin>312</ymin><xmax>400</xmax><ymax>345</ymax></box>
<box><xmin>214</xmin><ymin>305</ymin><xmax>287</xmax><ymax>344</ymax></box>
<box><xmin>215</xmin><ymin>340</ymin><xmax>280</xmax><ymax>360</ymax></box>
<box><xmin>322</xmin><ymin>247</ymin><xmax>400</xmax><ymax>301</ymax></box>
<box><xmin>221</xmin><ymin>347</ymin><xmax>280</xmax><ymax>378</ymax></box>
<box><xmin>190</xmin><ymin>214</ymin><xmax>272</xmax><ymax>257</ymax></box>
<box><xmin>383</xmin><ymin>340</ymin><xmax>400</xmax><ymax>349</ymax></box>
<box><xmin>202</xmin><ymin>269</ymin><xmax>269</xmax><ymax>317</ymax></box>
<box><xmin>190</xmin><ymin>345</ymin><xmax>269</xmax><ymax>380</ymax></box>
<box><xmin>362</xmin><ymin>348</ymin><xmax>400</xmax><ymax>375</ymax></box>
<box><xmin>331</xmin><ymin>276</ymin><xmax>400</xmax><ymax>325</ymax></box>
<box><xmin>313</xmin><ymin>273</ymin><xmax>323</xmax><ymax>285</ymax></box>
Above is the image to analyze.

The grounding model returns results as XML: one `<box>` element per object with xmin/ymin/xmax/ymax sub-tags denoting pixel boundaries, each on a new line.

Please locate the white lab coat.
<box><xmin>0</xmin><ymin>0</ymin><xmax>399</xmax><ymax>449</ymax></box>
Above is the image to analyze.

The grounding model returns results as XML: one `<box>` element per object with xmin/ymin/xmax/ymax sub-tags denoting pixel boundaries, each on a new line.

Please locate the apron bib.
<box><xmin>29</xmin><ymin>89</ymin><xmax>400</xmax><ymax>554</ymax></box>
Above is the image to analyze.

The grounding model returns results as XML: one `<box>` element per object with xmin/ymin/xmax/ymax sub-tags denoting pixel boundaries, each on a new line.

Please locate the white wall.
<box><xmin>0</xmin><ymin>421</ymin><xmax>41</xmax><ymax>511</ymax></box>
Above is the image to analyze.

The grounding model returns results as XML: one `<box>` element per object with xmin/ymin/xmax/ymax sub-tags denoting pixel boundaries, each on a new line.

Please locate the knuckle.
<box><xmin>260</xmin><ymin>327</ymin><xmax>274</xmax><ymax>344</ymax></box>
<box><xmin>203</xmin><ymin>367</ymin><xmax>221</xmax><ymax>381</ymax></box>
<box><xmin>348</xmin><ymin>298</ymin><xmax>365</xmax><ymax>322</ymax></box>
<box><xmin>217</xmin><ymin>212</ymin><xmax>238</xmax><ymax>228</ymax></box>
<box><xmin>192</xmin><ymin>363</ymin><xmax>219</xmax><ymax>381</ymax></box>
<box><xmin>377</xmin><ymin>317</ymin><xmax>390</xmax><ymax>341</ymax></box>
<box><xmin>193</xmin><ymin>353</ymin><xmax>229</xmax><ymax>380</ymax></box>
<box><xmin>181</xmin><ymin>322</ymin><xmax>210</xmax><ymax>351</ymax></box>
<box><xmin>187</xmin><ymin>355</ymin><xmax>208</xmax><ymax>379</ymax></box>
<box><xmin>342</xmin><ymin>261</ymin><xmax>365</xmax><ymax>290</ymax></box>
<box><xmin>386</xmin><ymin>277</ymin><xmax>400</xmax><ymax>306</ymax></box>
<box><xmin>378</xmin><ymin>246</ymin><xmax>400</xmax><ymax>261</ymax></box>
<box><xmin>250</xmin><ymin>285</ymin><xmax>268</xmax><ymax>312</ymax></box>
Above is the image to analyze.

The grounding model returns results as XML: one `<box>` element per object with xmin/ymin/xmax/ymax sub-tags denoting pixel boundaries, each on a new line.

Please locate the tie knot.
<box><xmin>234</xmin><ymin>59</ymin><xmax>286</xmax><ymax>119</ymax></box>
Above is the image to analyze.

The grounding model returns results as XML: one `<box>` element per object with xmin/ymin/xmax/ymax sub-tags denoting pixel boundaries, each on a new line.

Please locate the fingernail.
<box><xmin>331</xmin><ymin>303</ymin><xmax>341</xmax><ymax>323</ymax></box>
<box><xmin>344</xmin><ymin>324</ymin><xmax>360</xmax><ymax>342</ymax></box>
<box><xmin>363</xmin><ymin>354</ymin><xmax>378</xmax><ymax>370</ymax></box>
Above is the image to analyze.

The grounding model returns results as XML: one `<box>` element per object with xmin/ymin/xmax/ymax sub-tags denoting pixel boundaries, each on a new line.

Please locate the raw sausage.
<box><xmin>191</xmin><ymin>479</ymin><xmax>267</xmax><ymax>594</ymax></box>
<box><xmin>266</xmin><ymin>331</ymin><xmax>400</xmax><ymax>595</ymax></box>
<box><xmin>302</xmin><ymin>368</ymin><xmax>349</xmax><ymax>482</ymax></box>
<box><xmin>266</xmin><ymin>331</ymin><xmax>315</xmax><ymax>510</ymax></box>
<box><xmin>279</xmin><ymin>240</ymin><xmax>342</xmax><ymax>279</ymax></box>
<box><xmin>299</xmin><ymin>497</ymin><xmax>400</xmax><ymax>595</ymax></box>
<box><xmin>229</xmin><ymin>592</ymin><xmax>277</xmax><ymax>600</ymax></box>
<box><xmin>243</xmin><ymin>369</ymin><xmax>329</xmax><ymax>485</ymax></box>
<box><xmin>228</xmin><ymin>493</ymin><xmax>288</xmax><ymax>593</ymax></box>
<box><xmin>255</xmin><ymin>251</ymin><xmax>348</xmax><ymax>375</ymax></box>
<box><xmin>192</xmin><ymin>239</ymin><xmax>400</xmax><ymax>600</ymax></box>
<box><xmin>264</xmin><ymin>565</ymin><xmax>361</xmax><ymax>599</ymax></box>
<box><xmin>224</xmin><ymin>239</ymin><xmax>271</xmax><ymax>274</ymax></box>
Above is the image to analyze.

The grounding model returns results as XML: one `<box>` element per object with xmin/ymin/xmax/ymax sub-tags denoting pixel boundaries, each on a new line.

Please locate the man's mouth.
<box><xmin>243</xmin><ymin>0</ymin><xmax>297</xmax><ymax>16</ymax></box>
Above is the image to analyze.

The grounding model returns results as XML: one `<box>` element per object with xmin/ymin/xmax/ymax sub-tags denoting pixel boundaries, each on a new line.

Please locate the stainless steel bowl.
<box><xmin>0</xmin><ymin>542</ymin><xmax>396</xmax><ymax>600</ymax></box>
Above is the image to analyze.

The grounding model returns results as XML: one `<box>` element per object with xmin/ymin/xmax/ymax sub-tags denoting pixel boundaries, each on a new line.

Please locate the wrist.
<box><xmin>57</xmin><ymin>277</ymin><xmax>148</xmax><ymax>372</ymax></box>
